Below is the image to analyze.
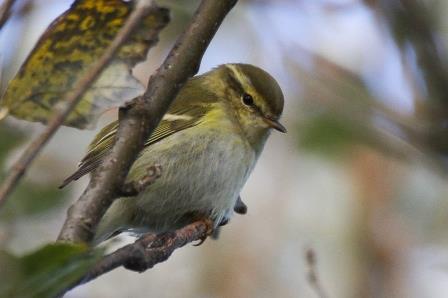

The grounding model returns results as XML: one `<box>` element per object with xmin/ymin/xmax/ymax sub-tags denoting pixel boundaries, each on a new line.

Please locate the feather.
<box><xmin>59</xmin><ymin>102</ymin><xmax>210</xmax><ymax>188</ymax></box>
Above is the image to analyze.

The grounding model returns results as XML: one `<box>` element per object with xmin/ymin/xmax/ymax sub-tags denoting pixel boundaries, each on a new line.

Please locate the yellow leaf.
<box><xmin>1</xmin><ymin>0</ymin><xmax>169</xmax><ymax>129</ymax></box>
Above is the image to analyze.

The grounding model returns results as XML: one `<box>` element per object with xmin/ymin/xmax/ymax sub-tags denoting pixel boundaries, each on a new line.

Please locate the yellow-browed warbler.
<box><xmin>61</xmin><ymin>63</ymin><xmax>286</xmax><ymax>244</ymax></box>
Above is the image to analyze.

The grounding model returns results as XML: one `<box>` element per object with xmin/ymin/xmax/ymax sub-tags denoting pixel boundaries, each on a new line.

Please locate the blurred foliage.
<box><xmin>0</xmin><ymin>179</ymin><xmax>66</xmax><ymax>221</ymax></box>
<box><xmin>1</xmin><ymin>0</ymin><xmax>169</xmax><ymax>129</ymax></box>
<box><xmin>0</xmin><ymin>243</ymin><xmax>101</xmax><ymax>298</ymax></box>
<box><xmin>291</xmin><ymin>54</ymin><xmax>392</xmax><ymax>160</ymax></box>
<box><xmin>299</xmin><ymin>112</ymin><xmax>373</xmax><ymax>157</ymax></box>
<box><xmin>376</xmin><ymin>0</ymin><xmax>448</xmax><ymax>157</ymax></box>
<box><xmin>0</xmin><ymin>124</ymin><xmax>68</xmax><ymax>221</ymax></box>
<box><xmin>0</xmin><ymin>124</ymin><xmax>23</xmax><ymax>163</ymax></box>
<box><xmin>292</xmin><ymin>0</ymin><xmax>448</xmax><ymax>171</ymax></box>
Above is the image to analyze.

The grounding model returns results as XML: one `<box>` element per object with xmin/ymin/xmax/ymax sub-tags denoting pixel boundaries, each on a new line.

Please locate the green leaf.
<box><xmin>299</xmin><ymin>113</ymin><xmax>372</xmax><ymax>157</ymax></box>
<box><xmin>1</xmin><ymin>0</ymin><xmax>169</xmax><ymax>129</ymax></box>
<box><xmin>0</xmin><ymin>125</ymin><xmax>25</xmax><ymax>166</ymax></box>
<box><xmin>0</xmin><ymin>180</ymin><xmax>67</xmax><ymax>221</ymax></box>
<box><xmin>288</xmin><ymin>53</ymin><xmax>379</xmax><ymax>158</ymax></box>
<box><xmin>0</xmin><ymin>243</ymin><xmax>101</xmax><ymax>298</ymax></box>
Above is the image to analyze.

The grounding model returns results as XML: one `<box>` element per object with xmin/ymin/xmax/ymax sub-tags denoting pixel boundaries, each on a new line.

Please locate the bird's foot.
<box><xmin>192</xmin><ymin>217</ymin><xmax>215</xmax><ymax>246</ymax></box>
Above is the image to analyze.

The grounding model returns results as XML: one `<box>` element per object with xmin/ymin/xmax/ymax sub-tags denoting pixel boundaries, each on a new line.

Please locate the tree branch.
<box><xmin>57</xmin><ymin>0</ymin><xmax>238</xmax><ymax>244</ymax></box>
<box><xmin>62</xmin><ymin>220</ymin><xmax>212</xmax><ymax>295</ymax></box>
<box><xmin>0</xmin><ymin>1</ymin><xmax>165</xmax><ymax>208</ymax></box>
<box><xmin>0</xmin><ymin>0</ymin><xmax>15</xmax><ymax>30</ymax></box>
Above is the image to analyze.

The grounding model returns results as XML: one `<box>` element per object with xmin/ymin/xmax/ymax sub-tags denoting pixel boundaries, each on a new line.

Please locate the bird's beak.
<box><xmin>264</xmin><ymin>117</ymin><xmax>287</xmax><ymax>133</ymax></box>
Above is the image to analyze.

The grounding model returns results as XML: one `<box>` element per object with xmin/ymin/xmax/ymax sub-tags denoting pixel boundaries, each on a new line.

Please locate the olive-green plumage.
<box><xmin>61</xmin><ymin>63</ymin><xmax>285</xmax><ymax>244</ymax></box>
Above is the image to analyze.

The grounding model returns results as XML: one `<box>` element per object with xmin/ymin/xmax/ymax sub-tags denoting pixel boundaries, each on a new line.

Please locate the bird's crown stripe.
<box><xmin>225</xmin><ymin>64</ymin><xmax>253</xmax><ymax>92</ymax></box>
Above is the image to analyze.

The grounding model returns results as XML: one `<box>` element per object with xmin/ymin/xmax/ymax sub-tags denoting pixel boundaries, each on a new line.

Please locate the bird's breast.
<box><xmin>127</xmin><ymin>124</ymin><xmax>257</xmax><ymax>231</ymax></box>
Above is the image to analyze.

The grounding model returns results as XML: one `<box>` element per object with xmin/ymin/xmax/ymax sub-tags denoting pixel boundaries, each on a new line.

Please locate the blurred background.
<box><xmin>2</xmin><ymin>0</ymin><xmax>448</xmax><ymax>297</ymax></box>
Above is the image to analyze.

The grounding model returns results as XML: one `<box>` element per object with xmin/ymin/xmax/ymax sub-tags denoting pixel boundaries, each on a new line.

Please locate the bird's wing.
<box><xmin>59</xmin><ymin>105</ymin><xmax>207</xmax><ymax>188</ymax></box>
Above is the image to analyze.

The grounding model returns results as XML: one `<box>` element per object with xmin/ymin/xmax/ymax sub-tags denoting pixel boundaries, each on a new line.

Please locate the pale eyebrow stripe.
<box><xmin>225</xmin><ymin>64</ymin><xmax>254</xmax><ymax>91</ymax></box>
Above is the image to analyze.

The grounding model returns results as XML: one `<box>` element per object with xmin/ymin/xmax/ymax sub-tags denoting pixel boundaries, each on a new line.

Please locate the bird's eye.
<box><xmin>242</xmin><ymin>93</ymin><xmax>254</xmax><ymax>106</ymax></box>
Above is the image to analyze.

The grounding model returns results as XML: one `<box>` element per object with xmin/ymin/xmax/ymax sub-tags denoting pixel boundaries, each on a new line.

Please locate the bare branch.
<box><xmin>0</xmin><ymin>0</ymin><xmax>15</xmax><ymax>30</ymax></box>
<box><xmin>57</xmin><ymin>0</ymin><xmax>238</xmax><ymax>244</ymax></box>
<box><xmin>62</xmin><ymin>220</ymin><xmax>213</xmax><ymax>295</ymax></box>
<box><xmin>305</xmin><ymin>248</ymin><xmax>328</xmax><ymax>298</ymax></box>
<box><xmin>0</xmin><ymin>2</ymin><xmax>165</xmax><ymax>208</ymax></box>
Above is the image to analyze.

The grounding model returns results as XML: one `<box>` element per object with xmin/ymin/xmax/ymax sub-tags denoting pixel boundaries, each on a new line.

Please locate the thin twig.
<box><xmin>57</xmin><ymin>0</ymin><xmax>238</xmax><ymax>244</ymax></box>
<box><xmin>0</xmin><ymin>0</ymin><xmax>15</xmax><ymax>30</ymax></box>
<box><xmin>62</xmin><ymin>219</ymin><xmax>213</xmax><ymax>295</ymax></box>
<box><xmin>0</xmin><ymin>1</ymin><xmax>165</xmax><ymax>208</ymax></box>
<box><xmin>305</xmin><ymin>247</ymin><xmax>328</xmax><ymax>298</ymax></box>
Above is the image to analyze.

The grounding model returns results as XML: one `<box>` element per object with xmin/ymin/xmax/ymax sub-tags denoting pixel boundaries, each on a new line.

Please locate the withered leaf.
<box><xmin>1</xmin><ymin>0</ymin><xmax>169</xmax><ymax>128</ymax></box>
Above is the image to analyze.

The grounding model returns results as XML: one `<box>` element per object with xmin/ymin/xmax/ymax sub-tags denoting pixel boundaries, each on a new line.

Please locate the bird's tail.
<box><xmin>92</xmin><ymin>200</ymin><xmax>132</xmax><ymax>245</ymax></box>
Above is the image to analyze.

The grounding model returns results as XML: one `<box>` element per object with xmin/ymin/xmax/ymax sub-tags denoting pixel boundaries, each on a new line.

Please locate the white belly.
<box><xmin>96</xmin><ymin>125</ymin><xmax>257</xmax><ymax>240</ymax></box>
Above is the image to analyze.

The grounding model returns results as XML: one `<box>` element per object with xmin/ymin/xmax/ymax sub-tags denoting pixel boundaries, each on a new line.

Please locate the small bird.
<box><xmin>60</xmin><ymin>63</ymin><xmax>286</xmax><ymax>244</ymax></box>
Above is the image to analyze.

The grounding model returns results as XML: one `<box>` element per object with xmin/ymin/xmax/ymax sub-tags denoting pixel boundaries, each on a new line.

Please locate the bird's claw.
<box><xmin>193</xmin><ymin>219</ymin><xmax>214</xmax><ymax>246</ymax></box>
<box><xmin>193</xmin><ymin>234</ymin><xmax>208</xmax><ymax>246</ymax></box>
